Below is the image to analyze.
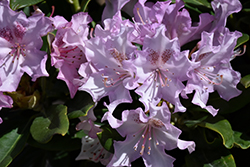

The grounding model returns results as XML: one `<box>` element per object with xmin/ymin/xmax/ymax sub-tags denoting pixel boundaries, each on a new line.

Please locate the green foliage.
<box><xmin>66</xmin><ymin>91</ymin><xmax>95</xmax><ymax>119</ymax></box>
<box><xmin>236</xmin><ymin>33</ymin><xmax>249</xmax><ymax>48</ymax></box>
<box><xmin>28</xmin><ymin>134</ymin><xmax>81</xmax><ymax>151</ymax></box>
<box><xmin>30</xmin><ymin>105</ymin><xmax>69</xmax><ymax>143</ymax></box>
<box><xmin>97</xmin><ymin>125</ymin><xmax>124</xmax><ymax>153</ymax></box>
<box><xmin>0</xmin><ymin>128</ymin><xmax>29</xmax><ymax>167</ymax></box>
<box><xmin>185</xmin><ymin>148</ymin><xmax>236</xmax><ymax>167</ymax></box>
<box><xmin>10</xmin><ymin>0</ymin><xmax>44</xmax><ymax>10</ymax></box>
<box><xmin>240</xmin><ymin>74</ymin><xmax>250</xmax><ymax>88</ymax></box>
<box><xmin>183</xmin><ymin>0</ymin><xmax>211</xmax><ymax>8</ymax></box>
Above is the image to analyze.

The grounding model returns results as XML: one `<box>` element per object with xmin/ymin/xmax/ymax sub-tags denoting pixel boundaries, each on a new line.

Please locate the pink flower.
<box><xmin>134</xmin><ymin>25</ymin><xmax>192</xmax><ymax>112</ymax></box>
<box><xmin>75</xmin><ymin>107</ymin><xmax>113</xmax><ymax>165</ymax></box>
<box><xmin>51</xmin><ymin>12</ymin><xmax>92</xmax><ymax>98</ymax></box>
<box><xmin>107</xmin><ymin>103</ymin><xmax>195</xmax><ymax>167</ymax></box>
<box><xmin>183</xmin><ymin>29</ymin><xmax>242</xmax><ymax>116</ymax></box>
<box><xmin>79</xmin><ymin>26</ymin><xmax>138</xmax><ymax>112</ymax></box>
<box><xmin>0</xmin><ymin>1</ymin><xmax>53</xmax><ymax>92</ymax></box>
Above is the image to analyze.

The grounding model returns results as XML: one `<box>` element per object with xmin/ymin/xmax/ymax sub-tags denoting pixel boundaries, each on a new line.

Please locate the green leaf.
<box><xmin>28</xmin><ymin>134</ymin><xmax>81</xmax><ymax>151</ymax></box>
<box><xmin>80</xmin><ymin>0</ymin><xmax>91</xmax><ymax>12</ymax></box>
<box><xmin>97</xmin><ymin>125</ymin><xmax>124</xmax><ymax>153</ymax></box>
<box><xmin>197</xmin><ymin>115</ymin><xmax>250</xmax><ymax>149</ymax></box>
<box><xmin>67</xmin><ymin>103</ymin><xmax>94</xmax><ymax>119</ymax></box>
<box><xmin>66</xmin><ymin>91</ymin><xmax>95</xmax><ymax>119</ymax></box>
<box><xmin>10</xmin><ymin>0</ymin><xmax>44</xmax><ymax>10</ymax></box>
<box><xmin>183</xmin><ymin>0</ymin><xmax>211</xmax><ymax>8</ymax></box>
<box><xmin>0</xmin><ymin>128</ymin><xmax>29</xmax><ymax>167</ymax></box>
<box><xmin>232</xmin><ymin>131</ymin><xmax>250</xmax><ymax>149</ymax></box>
<box><xmin>183</xmin><ymin>115</ymin><xmax>208</xmax><ymax>128</ymax></box>
<box><xmin>30</xmin><ymin>105</ymin><xmax>69</xmax><ymax>143</ymax></box>
<box><xmin>235</xmin><ymin>33</ymin><xmax>249</xmax><ymax>48</ymax></box>
<box><xmin>240</xmin><ymin>74</ymin><xmax>250</xmax><ymax>88</ymax></box>
<box><xmin>185</xmin><ymin>148</ymin><xmax>236</xmax><ymax>167</ymax></box>
<box><xmin>198</xmin><ymin>116</ymin><xmax>234</xmax><ymax>149</ymax></box>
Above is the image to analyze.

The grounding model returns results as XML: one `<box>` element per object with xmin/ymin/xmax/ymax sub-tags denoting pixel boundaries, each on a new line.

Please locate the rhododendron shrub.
<box><xmin>0</xmin><ymin>0</ymin><xmax>250</xmax><ymax>167</ymax></box>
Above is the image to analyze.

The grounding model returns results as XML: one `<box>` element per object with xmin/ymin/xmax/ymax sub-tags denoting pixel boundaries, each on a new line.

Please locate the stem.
<box><xmin>80</xmin><ymin>0</ymin><xmax>92</xmax><ymax>12</ymax></box>
<box><xmin>67</xmin><ymin>0</ymin><xmax>81</xmax><ymax>13</ymax></box>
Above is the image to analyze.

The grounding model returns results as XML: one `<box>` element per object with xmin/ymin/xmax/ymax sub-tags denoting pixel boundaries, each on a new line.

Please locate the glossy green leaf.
<box><xmin>97</xmin><ymin>125</ymin><xmax>124</xmax><ymax>153</ymax></box>
<box><xmin>66</xmin><ymin>91</ymin><xmax>94</xmax><ymax>119</ymax></box>
<box><xmin>0</xmin><ymin>128</ymin><xmax>29</xmax><ymax>167</ymax></box>
<box><xmin>197</xmin><ymin>115</ymin><xmax>250</xmax><ymax>149</ymax></box>
<box><xmin>232</xmin><ymin>131</ymin><xmax>250</xmax><ymax>149</ymax></box>
<box><xmin>235</xmin><ymin>33</ymin><xmax>249</xmax><ymax>48</ymax></box>
<box><xmin>240</xmin><ymin>74</ymin><xmax>250</xmax><ymax>88</ymax></box>
<box><xmin>185</xmin><ymin>148</ymin><xmax>236</xmax><ymax>167</ymax></box>
<box><xmin>10</xmin><ymin>0</ymin><xmax>44</xmax><ymax>10</ymax></box>
<box><xmin>67</xmin><ymin>103</ymin><xmax>94</xmax><ymax>119</ymax></box>
<box><xmin>81</xmin><ymin>0</ymin><xmax>91</xmax><ymax>12</ymax></box>
<box><xmin>198</xmin><ymin>116</ymin><xmax>234</xmax><ymax>148</ymax></box>
<box><xmin>30</xmin><ymin>105</ymin><xmax>69</xmax><ymax>143</ymax></box>
<box><xmin>183</xmin><ymin>0</ymin><xmax>211</xmax><ymax>8</ymax></box>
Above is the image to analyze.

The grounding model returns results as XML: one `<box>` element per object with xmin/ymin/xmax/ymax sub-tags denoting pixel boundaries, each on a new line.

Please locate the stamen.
<box><xmin>140</xmin><ymin>145</ymin><xmax>145</xmax><ymax>155</ymax></box>
<box><xmin>188</xmin><ymin>44</ymin><xmax>198</xmax><ymax>59</ymax></box>
<box><xmin>136</xmin><ymin>8</ymin><xmax>146</xmax><ymax>25</ymax></box>
<box><xmin>153</xmin><ymin>128</ymin><xmax>160</xmax><ymax>146</ymax></box>
<box><xmin>195</xmin><ymin>68</ymin><xmax>223</xmax><ymax>85</ymax></box>
<box><xmin>50</xmin><ymin>6</ymin><xmax>55</xmax><ymax>18</ymax></box>
<box><xmin>147</xmin><ymin>126</ymin><xmax>152</xmax><ymax>155</ymax></box>
<box><xmin>90</xmin><ymin>28</ymin><xmax>94</xmax><ymax>38</ymax></box>
<box><xmin>103</xmin><ymin>73</ymin><xmax>128</xmax><ymax>88</ymax></box>
<box><xmin>232</xmin><ymin>45</ymin><xmax>246</xmax><ymax>59</ymax></box>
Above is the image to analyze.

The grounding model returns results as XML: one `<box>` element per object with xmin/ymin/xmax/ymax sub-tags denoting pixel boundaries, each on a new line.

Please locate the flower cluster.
<box><xmin>0</xmin><ymin>0</ymin><xmax>53</xmax><ymax>110</ymax></box>
<box><xmin>0</xmin><ymin>0</ymin><xmax>244</xmax><ymax>166</ymax></box>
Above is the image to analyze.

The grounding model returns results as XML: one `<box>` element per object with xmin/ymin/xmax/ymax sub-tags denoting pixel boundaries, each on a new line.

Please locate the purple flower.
<box><xmin>101</xmin><ymin>0</ymin><xmax>132</xmax><ymax>21</ymax></box>
<box><xmin>0</xmin><ymin>92</ymin><xmax>13</xmax><ymax>109</ymax></box>
<box><xmin>51</xmin><ymin>12</ymin><xmax>92</xmax><ymax>98</ymax></box>
<box><xmin>134</xmin><ymin>25</ymin><xmax>192</xmax><ymax>112</ymax></box>
<box><xmin>131</xmin><ymin>0</ymin><xmax>170</xmax><ymax>45</ymax></box>
<box><xmin>0</xmin><ymin>1</ymin><xmax>53</xmax><ymax>92</ymax></box>
<box><xmin>95</xmin><ymin>11</ymin><xmax>135</xmax><ymax>42</ymax></box>
<box><xmin>210</xmin><ymin>0</ymin><xmax>242</xmax><ymax>33</ymax></box>
<box><xmin>162</xmin><ymin>0</ymin><xmax>214</xmax><ymax>46</ymax></box>
<box><xmin>76</xmin><ymin>107</ymin><xmax>113</xmax><ymax>165</ymax></box>
<box><xmin>79</xmin><ymin>27</ymin><xmax>138</xmax><ymax>112</ymax></box>
<box><xmin>183</xmin><ymin>29</ymin><xmax>242</xmax><ymax>116</ymax></box>
<box><xmin>0</xmin><ymin>91</ymin><xmax>13</xmax><ymax>124</ymax></box>
<box><xmin>107</xmin><ymin>103</ymin><xmax>195</xmax><ymax>167</ymax></box>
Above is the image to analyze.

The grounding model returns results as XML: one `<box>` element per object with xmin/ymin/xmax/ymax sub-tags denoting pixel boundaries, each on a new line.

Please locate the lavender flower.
<box><xmin>0</xmin><ymin>1</ymin><xmax>53</xmax><ymax>92</ymax></box>
<box><xmin>107</xmin><ymin>103</ymin><xmax>195</xmax><ymax>167</ymax></box>
<box><xmin>79</xmin><ymin>27</ymin><xmax>138</xmax><ymax>112</ymax></box>
<box><xmin>183</xmin><ymin>29</ymin><xmax>242</xmax><ymax>116</ymax></box>
<box><xmin>134</xmin><ymin>25</ymin><xmax>192</xmax><ymax>112</ymax></box>
<box><xmin>51</xmin><ymin>12</ymin><xmax>92</xmax><ymax>98</ymax></box>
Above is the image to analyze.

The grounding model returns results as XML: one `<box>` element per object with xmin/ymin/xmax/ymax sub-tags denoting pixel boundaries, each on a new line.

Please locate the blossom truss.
<box><xmin>134</xmin><ymin>25</ymin><xmax>192</xmax><ymax>113</ymax></box>
<box><xmin>0</xmin><ymin>0</ymin><xmax>53</xmax><ymax>92</ymax></box>
<box><xmin>50</xmin><ymin>12</ymin><xmax>92</xmax><ymax>98</ymax></box>
<box><xmin>107</xmin><ymin>103</ymin><xmax>195</xmax><ymax>167</ymax></box>
<box><xmin>78</xmin><ymin>25</ymin><xmax>139</xmax><ymax>112</ymax></box>
<box><xmin>183</xmin><ymin>28</ymin><xmax>242</xmax><ymax>116</ymax></box>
